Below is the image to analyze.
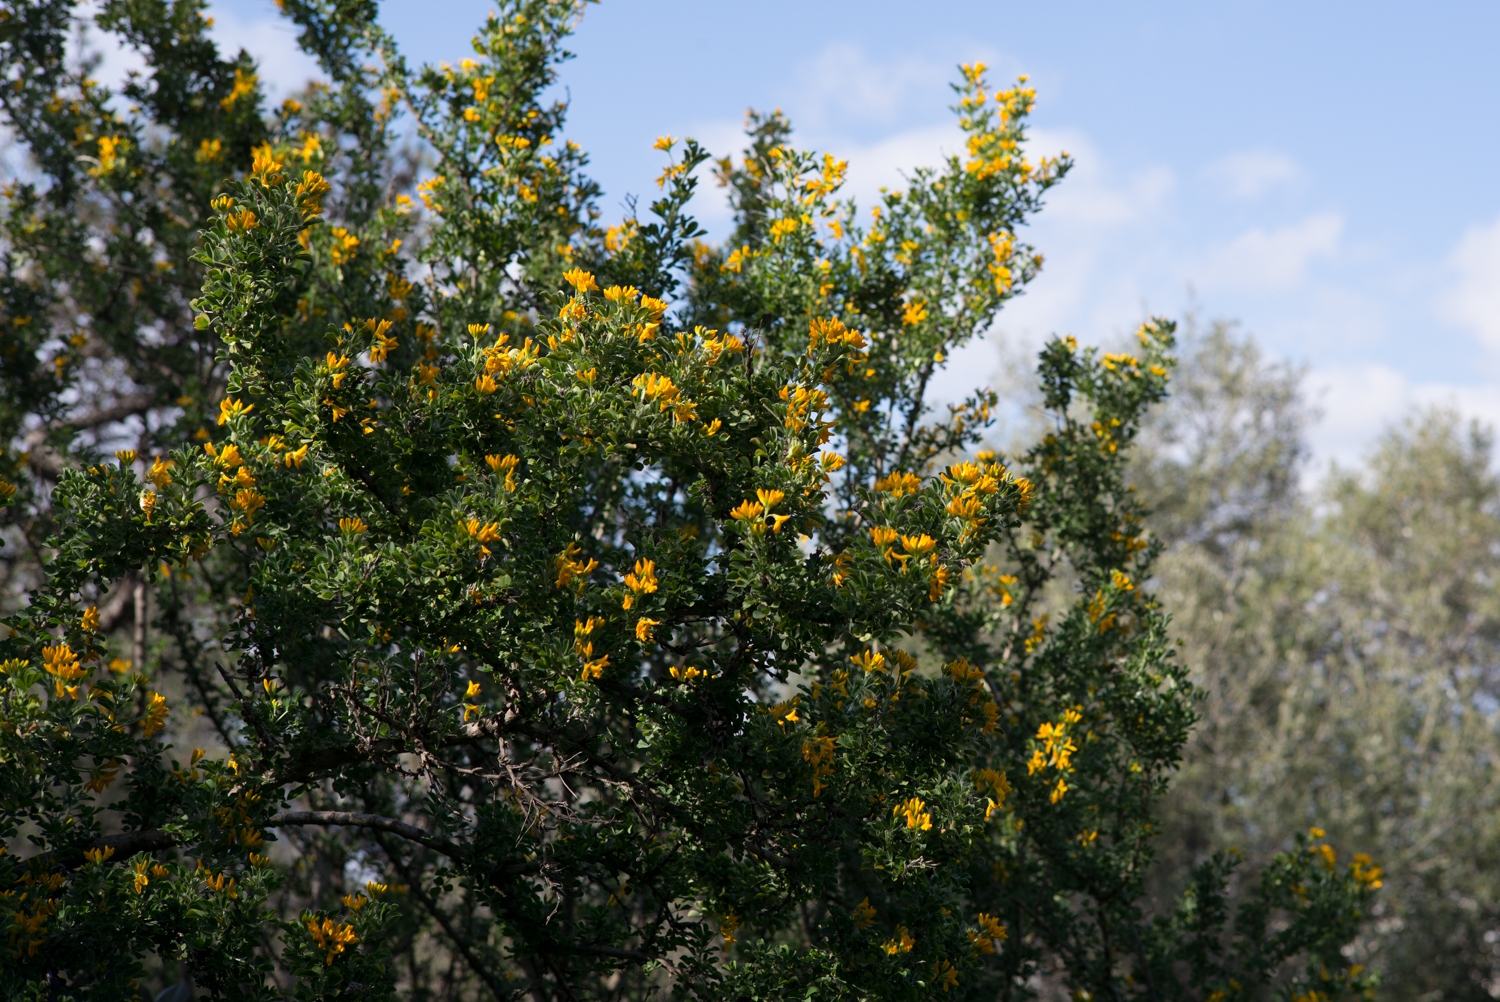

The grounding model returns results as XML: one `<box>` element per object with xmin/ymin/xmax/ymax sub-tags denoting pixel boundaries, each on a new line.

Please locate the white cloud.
<box><xmin>1027</xmin><ymin>127</ymin><xmax>1175</xmax><ymax>228</ymax></box>
<box><xmin>792</xmin><ymin>43</ymin><xmax>952</xmax><ymax>131</ymax></box>
<box><xmin>1306</xmin><ymin>363</ymin><xmax>1500</xmax><ymax>472</ymax></box>
<box><xmin>205</xmin><ymin>2</ymin><xmax>323</xmax><ymax>99</ymax></box>
<box><xmin>1442</xmin><ymin>213</ymin><xmax>1500</xmax><ymax>353</ymax></box>
<box><xmin>1206</xmin><ymin>149</ymin><xmax>1301</xmax><ymax>199</ymax></box>
<box><xmin>64</xmin><ymin>2</ymin><xmax>320</xmax><ymax>104</ymax></box>
<box><xmin>1199</xmin><ymin>213</ymin><xmax>1343</xmax><ymax>292</ymax></box>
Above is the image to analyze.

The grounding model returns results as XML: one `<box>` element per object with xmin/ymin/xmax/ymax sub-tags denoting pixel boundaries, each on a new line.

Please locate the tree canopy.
<box><xmin>0</xmin><ymin>3</ymin><xmax>1379</xmax><ymax>999</ymax></box>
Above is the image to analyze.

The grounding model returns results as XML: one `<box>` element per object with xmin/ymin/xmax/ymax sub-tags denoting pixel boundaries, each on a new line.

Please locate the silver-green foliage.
<box><xmin>1141</xmin><ymin>323</ymin><xmax>1500</xmax><ymax>1001</ymax></box>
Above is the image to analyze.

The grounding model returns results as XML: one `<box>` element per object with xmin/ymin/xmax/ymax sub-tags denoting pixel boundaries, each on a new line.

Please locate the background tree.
<box><xmin>1138</xmin><ymin>322</ymin><xmax>1500</xmax><ymax>1002</ymax></box>
<box><xmin>0</xmin><ymin>4</ymin><xmax>1378</xmax><ymax>1000</ymax></box>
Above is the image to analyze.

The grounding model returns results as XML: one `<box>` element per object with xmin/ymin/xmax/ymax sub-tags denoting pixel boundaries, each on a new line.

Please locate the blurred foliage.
<box><xmin>1139</xmin><ymin>321</ymin><xmax>1500</xmax><ymax>1002</ymax></box>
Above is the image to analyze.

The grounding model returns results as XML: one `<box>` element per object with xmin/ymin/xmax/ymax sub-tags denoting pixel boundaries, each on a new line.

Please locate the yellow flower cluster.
<box><xmin>874</xmin><ymin>470</ymin><xmax>921</xmax><ymax>497</ymax></box>
<box><xmin>806</xmin><ymin>316</ymin><xmax>867</xmax><ymax>354</ymax></box>
<box><xmin>305</xmin><ymin>916</ymin><xmax>360</xmax><ymax>965</ymax></box>
<box><xmin>1351</xmin><ymin>852</ymin><xmax>1383</xmax><ymax>889</ymax></box>
<box><xmin>972</xmin><ymin>768</ymin><xmax>1010</xmax><ymax>820</ymax></box>
<box><xmin>555</xmin><ymin>542</ymin><xmax>598</xmax><ymax>590</ymax></box>
<box><xmin>895</xmin><ymin>796</ymin><xmax>932</xmax><ymax>831</ymax></box>
<box><xmin>730</xmin><ymin>488</ymin><xmax>791</xmax><ymax>535</ymax></box>
<box><xmin>780</xmin><ymin>384</ymin><xmax>828</xmax><ymax>435</ymax></box>
<box><xmin>141</xmin><ymin>692</ymin><xmax>169</xmax><ymax>737</ymax></box>
<box><xmin>622</xmin><ymin>557</ymin><xmax>658</xmax><ymax>610</ymax></box>
<box><xmin>485</xmin><ymin>453</ymin><xmax>519</xmax><ymax>491</ymax></box>
<box><xmin>883</xmin><ymin>925</ymin><xmax>915</xmax><ymax>955</ymax></box>
<box><xmin>632</xmin><ymin>372</ymin><xmax>697</xmax><ymax>422</ymax></box>
<box><xmin>968</xmin><ymin>912</ymin><xmax>1007</xmax><ymax>955</ymax></box>
<box><xmin>802</xmin><ymin>734</ymin><xmax>837</xmax><ymax>796</ymax></box>
<box><xmin>933</xmin><ymin>959</ymin><xmax>958</xmax><ymax>991</ymax></box>
<box><xmin>1029</xmin><ymin>707</ymin><xmax>1082</xmax><ymax>803</ymax></box>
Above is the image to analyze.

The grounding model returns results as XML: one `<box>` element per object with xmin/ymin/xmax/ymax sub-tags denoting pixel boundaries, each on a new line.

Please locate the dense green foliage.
<box><xmin>0</xmin><ymin>3</ymin><xmax>1379</xmax><ymax>999</ymax></box>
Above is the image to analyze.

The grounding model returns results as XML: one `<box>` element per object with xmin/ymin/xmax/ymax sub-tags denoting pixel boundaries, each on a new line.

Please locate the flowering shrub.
<box><xmin>0</xmin><ymin>2</ymin><xmax>1378</xmax><ymax>999</ymax></box>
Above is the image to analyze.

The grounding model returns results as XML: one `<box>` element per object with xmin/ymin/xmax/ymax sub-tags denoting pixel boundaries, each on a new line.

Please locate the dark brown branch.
<box><xmin>270</xmin><ymin>810</ymin><xmax>469</xmax><ymax>861</ymax></box>
<box><xmin>29</xmin><ymin>809</ymin><xmax>474</xmax><ymax>870</ymax></box>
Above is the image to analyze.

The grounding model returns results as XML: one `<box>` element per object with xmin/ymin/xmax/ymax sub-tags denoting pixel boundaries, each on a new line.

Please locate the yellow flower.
<box><xmin>1351</xmin><ymin>852</ymin><xmax>1383</xmax><ymax>889</ymax></box>
<box><xmin>635</xmin><ymin>618</ymin><xmax>660</xmax><ymax>643</ymax></box>
<box><xmin>562</xmin><ymin>268</ymin><xmax>598</xmax><ymax>293</ymax></box>
<box><xmin>933</xmin><ymin>958</ymin><xmax>958</xmax><ymax>991</ymax></box>
<box><xmin>869</xmin><ymin>526</ymin><xmax>899</xmax><ymax>548</ymax></box>
<box><xmin>900</xmin><ymin>533</ymin><xmax>935</xmax><ymax>556</ymax></box>
<box><xmin>972</xmin><ymin>912</ymin><xmax>1008</xmax><ymax>954</ymax></box>
<box><xmin>555</xmin><ymin>542</ymin><xmax>600</xmax><ymax>590</ymax></box>
<box><xmin>84</xmin><ymin>759</ymin><xmax>121</xmax><ymax>793</ymax></box>
<box><xmin>42</xmin><ymin>644</ymin><xmax>85</xmax><ymax>682</ymax></box>
<box><xmin>852</xmin><ymin>897</ymin><xmax>876</xmax><ymax>930</ymax></box>
<box><xmin>1050</xmin><ymin>778</ymin><xmax>1068</xmax><ymax>804</ymax></box>
<box><xmin>341</xmin><ymin>893</ymin><xmax>368</xmax><ymax>912</ymax></box>
<box><xmin>338</xmin><ymin>517</ymin><xmax>368</xmax><ymax>535</ymax></box>
<box><xmin>305</xmin><ymin>916</ymin><xmax>360</xmax><ymax>965</ymax></box>
<box><xmin>80</xmin><ymin>605</ymin><xmax>100</xmax><ymax>633</ymax></box>
<box><xmin>802</xmin><ymin>734</ymin><xmax>837</xmax><ymax>796</ymax></box>
<box><xmin>895</xmin><ymin>797</ymin><xmax>932</xmax><ymax>831</ymax></box>
<box><xmin>141</xmin><ymin>692</ymin><xmax>169</xmax><ymax>737</ymax></box>
<box><xmin>211</xmin><ymin>442</ymin><xmax>245</xmax><ymax>468</ymax></box>
<box><xmin>756</xmin><ymin>488</ymin><xmax>785</xmax><ymax>510</ymax></box>
<box><xmin>138</xmin><ymin>455</ymin><xmax>173</xmax><ymax>489</ymax></box>
<box><xmin>768</xmin><ymin>217</ymin><xmax>799</xmax><ymax>242</ymax></box>
<box><xmin>221</xmin><ymin>68</ymin><xmax>257</xmax><ymax>110</ymax></box>
<box><xmin>224</xmin><ymin>207</ymin><xmax>259</xmax><ymax>232</ymax></box>
<box><xmin>218</xmin><ymin>397</ymin><xmax>254</xmax><ymax>426</ymax></box>
<box><xmin>367</xmin><ymin>319</ymin><xmax>398</xmax><ymax>362</ymax></box>
<box><xmin>82</xmin><ymin>846</ymin><xmax>115</xmax><ymax>865</ymax></box>
<box><xmin>580</xmin><ymin>654</ymin><xmax>609</xmax><ymax>682</ymax></box>
<box><xmin>230</xmin><ymin>488</ymin><xmax>265</xmax><ymax>517</ymax></box>
<box><xmin>329</xmin><ymin>226</ymin><xmax>359</xmax><ymax>265</ymax></box>
<box><xmin>195</xmin><ymin>137</ymin><xmax>223</xmax><ymax>163</ymax></box>
<box><xmin>806</xmin><ymin>316</ymin><xmax>866</xmax><ymax>351</ymax></box>
<box><xmin>462</xmin><ymin>518</ymin><xmax>502</xmax><ymax>545</ymax></box>
<box><xmin>873</xmin><ymin>471</ymin><xmax>921</xmax><ymax>496</ymax></box>
<box><xmin>249</xmin><ymin>142</ymin><xmax>283</xmax><ymax>185</ymax></box>
<box><xmin>416</xmin><ymin>174</ymin><xmax>445</xmax><ymax>211</ymax></box>
<box><xmin>972</xmin><ymin>768</ymin><xmax>1010</xmax><ymax>805</ymax></box>
<box><xmin>89</xmin><ymin>135</ymin><xmax>130</xmax><ymax>177</ymax></box>
<box><xmin>730</xmin><ymin>500</ymin><xmax>764</xmax><ymax>522</ymax></box>
<box><xmin>882</xmin><ymin>926</ymin><xmax>915</xmax><ymax>955</ymax></box>
<box><xmin>902</xmin><ymin>298</ymin><xmax>929</xmax><ymax>326</ymax></box>
<box><xmin>623</xmin><ymin>558</ymin><xmax>658</xmax><ymax>600</ymax></box>
<box><xmin>485</xmin><ymin>453</ymin><xmax>520</xmax><ymax>489</ymax></box>
<box><xmin>603</xmin><ymin>285</ymin><xmax>640</xmax><ymax>304</ymax></box>
<box><xmin>633</xmin><ymin>371</ymin><xmax>680</xmax><ymax>409</ymax></box>
<box><xmin>850</xmin><ymin>650</ymin><xmax>886</xmax><ymax>674</ymax></box>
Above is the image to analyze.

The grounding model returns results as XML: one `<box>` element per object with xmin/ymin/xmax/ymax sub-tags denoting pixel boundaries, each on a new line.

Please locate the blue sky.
<box><xmin>197</xmin><ymin>0</ymin><xmax>1500</xmax><ymax>468</ymax></box>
